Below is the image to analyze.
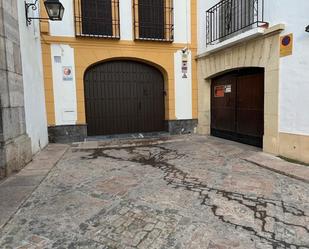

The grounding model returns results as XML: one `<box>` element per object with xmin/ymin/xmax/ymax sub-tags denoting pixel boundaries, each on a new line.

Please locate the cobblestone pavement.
<box><xmin>0</xmin><ymin>136</ymin><xmax>308</xmax><ymax>249</ymax></box>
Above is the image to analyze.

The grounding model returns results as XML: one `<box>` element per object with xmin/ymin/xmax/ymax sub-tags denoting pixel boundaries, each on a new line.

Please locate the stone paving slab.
<box><xmin>0</xmin><ymin>144</ymin><xmax>69</xmax><ymax>229</ymax></box>
<box><xmin>0</xmin><ymin>136</ymin><xmax>308</xmax><ymax>249</ymax></box>
<box><xmin>76</xmin><ymin>134</ymin><xmax>309</xmax><ymax>190</ymax></box>
<box><xmin>244</xmin><ymin>152</ymin><xmax>309</xmax><ymax>184</ymax></box>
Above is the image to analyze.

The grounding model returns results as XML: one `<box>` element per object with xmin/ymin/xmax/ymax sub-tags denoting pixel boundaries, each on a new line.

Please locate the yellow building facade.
<box><xmin>41</xmin><ymin>0</ymin><xmax>198</xmax><ymax>142</ymax></box>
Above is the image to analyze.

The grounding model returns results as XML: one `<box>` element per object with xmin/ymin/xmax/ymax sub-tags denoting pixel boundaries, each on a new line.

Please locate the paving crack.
<box><xmin>82</xmin><ymin>145</ymin><xmax>309</xmax><ymax>249</ymax></box>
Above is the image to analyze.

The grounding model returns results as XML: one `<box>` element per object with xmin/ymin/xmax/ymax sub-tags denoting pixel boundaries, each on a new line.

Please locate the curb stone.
<box><xmin>0</xmin><ymin>144</ymin><xmax>69</xmax><ymax>230</ymax></box>
<box><xmin>244</xmin><ymin>153</ymin><xmax>309</xmax><ymax>184</ymax></box>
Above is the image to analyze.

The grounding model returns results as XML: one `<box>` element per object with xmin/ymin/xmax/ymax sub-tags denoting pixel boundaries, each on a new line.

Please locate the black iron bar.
<box><xmin>206</xmin><ymin>0</ymin><xmax>265</xmax><ymax>46</ymax></box>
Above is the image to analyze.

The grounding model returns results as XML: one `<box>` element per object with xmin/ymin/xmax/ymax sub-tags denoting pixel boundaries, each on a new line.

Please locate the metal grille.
<box><xmin>206</xmin><ymin>0</ymin><xmax>265</xmax><ymax>45</ymax></box>
<box><xmin>133</xmin><ymin>0</ymin><xmax>174</xmax><ymax>42</ymax></box>
<box><xmin>74</xmin><ymin>0</ymin><xmax>120</xmax><ymax>38</ymax></box>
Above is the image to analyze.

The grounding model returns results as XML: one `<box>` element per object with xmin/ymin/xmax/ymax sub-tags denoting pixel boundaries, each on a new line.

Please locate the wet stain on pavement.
<box><xmin>82</xmin><ymin>145</ymin><xmax>309</xmax><ymax>249</ymax></box>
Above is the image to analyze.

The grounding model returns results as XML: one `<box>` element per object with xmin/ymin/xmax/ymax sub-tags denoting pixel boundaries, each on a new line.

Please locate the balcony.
<box><xmin>206</xmin><ymin>0</ymin><xmax>265</xmax><ymax>46</ymax></box>
<box><xmin>74</xmin><ymin>0</ymin><xmax>120</xmax><ymax>38</ymax></box>
<box><xmin>133</xmin><ymin>0</ymin><xmax>174</xmax><ymax>42</ymax></box>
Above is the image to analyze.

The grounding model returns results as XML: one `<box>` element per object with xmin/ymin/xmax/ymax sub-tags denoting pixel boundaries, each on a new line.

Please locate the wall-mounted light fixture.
<box><xmin>306</xmin><ymin>25</ymin><xmax>309</xmax><ymax>33</ymax></box>
<box><xmin>25</xmin><ymin>0</ymin><xmax>65</xmax><ymax>26</ymax></box>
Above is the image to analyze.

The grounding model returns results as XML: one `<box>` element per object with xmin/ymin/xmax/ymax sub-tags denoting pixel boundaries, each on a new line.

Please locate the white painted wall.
<box><xmin>49</xmin><ymin>0</ymin><xmax>75</xmax><ymax>37</ymax></box>
<box><xmin>48</xmin><ymin>0</ymin><xmax>191</xmax><ymax>43</ymax></box>
<box><xmin>51</xmin><ymin>44</ymin><xmax>78</xmax><ymax>126</ymax></box>
<box><xmin>197</xmin><ymin>0</ymin><xmax>219</xmax><ymax>54</ymax></box>
<box><xmin>17</xmin><ymin>0</ymin><xmax>49</xmax><ymax>153</ymax></box>
<box><xmin>120</xmin><ymin>0</ymin><xmax>133</xmax><ymax>40</ymax></box>
<box><xmin>173</xmin><ymin>0</ymin><xmax>192</xmax><ymax>120</ymax></box>
<box><xmin>174</xmin><ymin>50</ymin><xmax>192</xmax><ymax>120</ymax></box>
<box><xmin>174</xmin><ymin>0</ymin><xmax>191</xmax><ymax>44</ymax></box>
<box><xmin>263</xmin><ymin>0</ymin><xmax>309</xmax><ymax>136</ymax></box>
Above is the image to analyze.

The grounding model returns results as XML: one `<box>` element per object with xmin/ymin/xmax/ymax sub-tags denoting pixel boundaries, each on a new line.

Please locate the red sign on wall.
<box><xmin>214</xmin><ymin>85</ymin><xmax>225</xmax><ymax>97</ymax></box>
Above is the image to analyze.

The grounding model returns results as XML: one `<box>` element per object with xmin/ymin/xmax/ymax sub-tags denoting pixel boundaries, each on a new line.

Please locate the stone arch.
<box><xmin>197</xmin><ymin>32</ymin><xmax>281</xmax><ymax>154</ymax></box>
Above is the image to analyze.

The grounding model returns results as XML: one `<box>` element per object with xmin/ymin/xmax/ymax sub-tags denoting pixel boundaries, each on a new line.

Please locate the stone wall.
<box><xmin>166</xmin><ymin>120</ymin><xmax>198</xmax><ymax>135</ymax></box>
<box><xmin>48</xmin><ymin>125</ymin><xmax>87</xmax><ymax>143</ymax></box>
<box><xmin>47</xmin><ymin>121</ymin><xmax>198</xmax><ymax>143</ymax></box>
<box><xmin>0</xmin><ymin>0</ymin><xmax>32</xmax><ymax>179</ymax></box>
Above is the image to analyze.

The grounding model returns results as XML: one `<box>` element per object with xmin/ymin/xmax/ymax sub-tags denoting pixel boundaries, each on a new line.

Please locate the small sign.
<box><xmin>182</xmin><ymin>73</ymin><xmax>188</xmax><ymax>79</ymax></box>
<box><xmin>214</xmin><ymin>85</ymin><xmax>225</xmax><ymax>97</ymax></box>
<box><xmin>63</xmin><ymin>66</ymin><xmax>73</xmax><ymax>81</ymax></box>
<box><xmin>181</xmin><ymin>51</ymin><xmax>189</xmax><ymax>78</ymax></box>
<box><xmin>280</xmin><ymin>33</ymin><xmax>293</xmax><ymax>57</ymax></box>
<box><xmin>54</xmin><ymin>56</ymin><xmax>61</xmax><ymax>63</ymax></box>
<box><xmin>225</xmin><ymin>85</ymin><xmax>232</xmax><ymax>93</ymax></box>
<box><xmin>182</xmin><ymin>61</ymin><xmax>188</xmax><ymax>78</ymax></box>
<box><xmin>182</xmin><ymin>53</ymin><xmax>188</xmax><ymax>62</ymax></box>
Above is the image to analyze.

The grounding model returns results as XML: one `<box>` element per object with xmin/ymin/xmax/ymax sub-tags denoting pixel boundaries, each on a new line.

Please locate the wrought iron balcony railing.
<box><xmin>206</xmin><ymin>0</ymin><xmax>265</xmax><ymax>45</ymax></box>
<box><xmin>74</xmin><ymin>0</ymin><xmax>120</xmax><ymax>39</ymax></box>
<box><xmin>133</xmin><ymin>0</ymin><xmax>174</xmax><ymax>42</ymax></box>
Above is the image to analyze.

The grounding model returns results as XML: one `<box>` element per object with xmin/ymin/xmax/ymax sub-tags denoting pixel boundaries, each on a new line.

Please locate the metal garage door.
<box><xmin>211</xmin><ymin>68</ymin><xmax>264</xmax><ymax>147</ymax></box>
<box><xmin>84</xmin><ymin>60</ymin><xmax>165</xmax><ymax>136</ymax></box>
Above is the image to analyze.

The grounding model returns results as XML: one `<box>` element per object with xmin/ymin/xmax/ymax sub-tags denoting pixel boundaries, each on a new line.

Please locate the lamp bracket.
<box><xmin>25</xmin><ymin>0</ymin><xmax>49</xmax><ymax>26</ymax></box>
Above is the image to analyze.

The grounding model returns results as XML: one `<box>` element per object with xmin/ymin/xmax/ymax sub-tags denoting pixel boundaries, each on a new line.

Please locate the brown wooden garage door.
<box><xmin>84</xmin><ymin>60</ymin><xmax>165</xmax><ymax>136</ymax></box>
<box><xmin>211</xmin><ymin>68</ymin><xmax>264</xmax><ymax>147</ymax></box>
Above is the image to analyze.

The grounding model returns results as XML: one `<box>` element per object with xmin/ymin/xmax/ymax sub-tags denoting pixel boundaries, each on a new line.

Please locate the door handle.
<box><xmin>138</xmin><ymin>101</ymin><xmax>142</xmax><ymax>110</ymax></box>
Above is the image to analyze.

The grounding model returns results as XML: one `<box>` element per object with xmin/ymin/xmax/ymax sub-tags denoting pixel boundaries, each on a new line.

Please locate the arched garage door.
<box><xmin>84</xmin><ymin>60</ymin><xmax>165</xmax><ymax>136</ymax></box>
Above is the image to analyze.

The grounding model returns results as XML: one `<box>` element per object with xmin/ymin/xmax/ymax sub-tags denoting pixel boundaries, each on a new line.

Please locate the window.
<box><xmin>74</xmin><ymin>0</ymin><xmax>120</xmax><ymax>38</ymax></box>
<box><xmin>133</xmin><ymin>0</ymin><xmax>174</xmax><ymax>41</ymax></box>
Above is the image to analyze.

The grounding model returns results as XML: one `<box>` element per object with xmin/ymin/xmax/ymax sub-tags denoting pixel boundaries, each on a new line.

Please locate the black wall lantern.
<box><xmin>25</xmin><ymin>0</ymin><xmax>65</xmax><ymax>26</ymax></box>
<box><xmin>306</xmin><ymin>25</ymin><xmax>309</xmax><ymax>33</ymax></box>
